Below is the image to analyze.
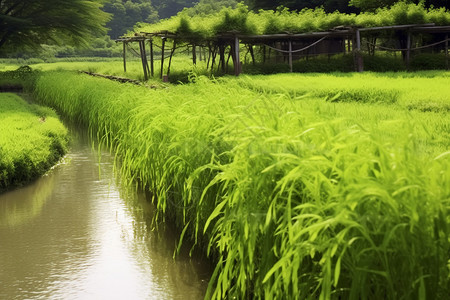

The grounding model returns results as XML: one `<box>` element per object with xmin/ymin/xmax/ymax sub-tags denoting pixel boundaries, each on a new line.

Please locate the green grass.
<box><xmin>32</xmin><ymin>70</ymin><xmax>449</xmax><ymax>299</ymax></box>
<box><xmin>0</xmin><ymin>93</ymin><xmax>68</xmax><ymax>192</ymax></box>
<box><xmin>231</xmin><ymin>71</ymin><xmax>450</xmax><ymax>113</ymax></box>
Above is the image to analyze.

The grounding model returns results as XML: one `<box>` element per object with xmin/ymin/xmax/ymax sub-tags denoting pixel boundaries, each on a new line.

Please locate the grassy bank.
<box><xmin>0</xmin><ymin>93</ymin><xmax>68</xmax><ymax>192</ymax></box>
<box><xmin>33</xmin><ymin>71</ymin><xmax>449</xmax><ymax>299</ymax></box>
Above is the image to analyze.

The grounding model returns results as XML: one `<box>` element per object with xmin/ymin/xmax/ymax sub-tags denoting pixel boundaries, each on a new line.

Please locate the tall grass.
<box><xmin>0</xmin><ymin>93</ymin><xmax>68</xmax><ymax>192</ymax></box>
<box><xmin>232</xmin><ymin>71</ymin><xmax>450</xmax><ymax>113</ymax></box>
<box><xmin>33</xmin><ymin>71</ymin><xmax>449</xmax><ymax>299</ymax></box>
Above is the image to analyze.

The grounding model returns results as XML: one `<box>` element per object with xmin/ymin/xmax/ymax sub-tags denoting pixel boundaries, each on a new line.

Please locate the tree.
<box><xmin>0</xmin><ymin>0</ymin><xmax>109</xmax><ymax>53</ymax></box>
<box><xmin>103</xmin><ymin>0</ymin><xmax>158</xmax><ymax>39</ymax></box>
<box><xmin>153</xmin><ymin>0</ymin><xmax>197</xmax><ymax>19</ymax></box>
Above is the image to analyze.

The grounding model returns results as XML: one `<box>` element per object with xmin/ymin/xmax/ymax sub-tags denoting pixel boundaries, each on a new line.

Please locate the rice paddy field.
<box><xmin>28</xmin><ymin>68</ymin><xmax>450</xmax><ymax>299</ymax></box>
<box><xmin>0</xmin><ymin>93</ymin><xmax>68</xmax><ymax>192</ymax></box>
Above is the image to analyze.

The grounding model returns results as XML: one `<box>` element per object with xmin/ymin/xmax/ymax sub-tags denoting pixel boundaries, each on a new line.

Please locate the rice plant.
<box><xmin>33</xmin><ymin>71</ymin><xmax>450</xmax><ymax>299</ymax></box>
<box><xmin>0</xmin><ymin>93</ymin><xmax>68</xmax><ymax>192</ymax></box>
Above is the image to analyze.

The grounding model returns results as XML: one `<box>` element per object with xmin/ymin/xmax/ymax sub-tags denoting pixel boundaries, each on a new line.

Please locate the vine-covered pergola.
<box><xmin>116</xmin><ymin>23</ymin><xmax>450</xmax><ymax>81</ymax></box>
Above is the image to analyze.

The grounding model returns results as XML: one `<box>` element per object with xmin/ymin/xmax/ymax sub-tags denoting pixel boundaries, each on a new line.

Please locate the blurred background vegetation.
<box><xmin>1</xmin><ymin>0</ymin><xmax>449</xmax><ymax>61</ymax></box>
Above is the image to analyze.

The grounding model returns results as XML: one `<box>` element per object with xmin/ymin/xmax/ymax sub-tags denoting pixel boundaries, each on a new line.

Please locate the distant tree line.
<box><xmin>1</xmin><ymin>0</ymin><xmax>449</xmax><ymax>57</ymax></box>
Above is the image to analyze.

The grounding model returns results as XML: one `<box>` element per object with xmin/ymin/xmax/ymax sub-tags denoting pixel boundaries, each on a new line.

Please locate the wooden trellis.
<box><xmin>116</xmin><ymin>24</ymin><xmax>450</xmax><ymax>81</ymax></box>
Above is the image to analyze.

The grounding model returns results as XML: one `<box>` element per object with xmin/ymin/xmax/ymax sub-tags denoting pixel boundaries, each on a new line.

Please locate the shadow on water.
<box><xmin>0</xmin><ymin>123</ymin><xmax>212</xmax><ymax>300</ymax></box>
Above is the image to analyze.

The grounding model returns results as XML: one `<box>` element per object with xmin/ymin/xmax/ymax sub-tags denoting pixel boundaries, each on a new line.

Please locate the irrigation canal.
<box><xmin>0</xmin><ymin>127</ymin><xmax>211</xmax><ymax>299</ymax></box>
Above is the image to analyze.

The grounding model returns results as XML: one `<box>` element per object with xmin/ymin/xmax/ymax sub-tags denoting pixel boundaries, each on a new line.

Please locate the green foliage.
<box><xmin>0</xmin><ymin>0</ymin><xmax>110</xmax><ymax>53</ymax></box>
<box><xmin>103</xmin><ymin>0</ymin><xmax>159</xmax><ymax>38</ymax></box>
<box><xmin>0</xmin><ymin>93</ymin><xmax>68</xmax><ymax>192</ymax></box>
<box><xmin>213</xmin><ymin>4</ymin><xmax>257</xmax><ymax>35</ymax></box>
<box><xmin>180</xmin><ymin>0</ymin><xmax>239</xmax><ymax>17</ymax></box>
<box><xmin>134</xmin><ymin>1</ymin><xmax>450</xmax><ymax>37</ymax></box>
<box><xmin>33</xmin><ymin>71</ymin><xmax>449</xmax><ymax>299</ymax></box>
<box><xmin>349</xmin><ymin>0</ymin><xmax>398</xmax><ymax>11</ymax></box>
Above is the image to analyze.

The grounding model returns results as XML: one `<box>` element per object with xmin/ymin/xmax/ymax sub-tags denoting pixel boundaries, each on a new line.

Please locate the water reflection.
<box><xmin>0</xmin><ymin>129</ymin><xmax>210</xmax><ymax>299</ymax></box>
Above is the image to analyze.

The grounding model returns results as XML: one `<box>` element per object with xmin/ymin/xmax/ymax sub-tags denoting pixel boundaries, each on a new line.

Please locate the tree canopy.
<box><xmin>0</xmin><ymin>0</ymin><xmax>109</xmax><ymax>52</ymax></box>
<box><xmin>103</xmin><ymin>0</ymin><xmax>158</xmax><ymax>39</ymax></box>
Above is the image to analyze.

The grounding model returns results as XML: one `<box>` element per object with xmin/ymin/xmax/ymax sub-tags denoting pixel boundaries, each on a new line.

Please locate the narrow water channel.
<box><xmin>0</xmin><ymin>128</ymin><xmax>211</xmax><ymax>299</ymax></box>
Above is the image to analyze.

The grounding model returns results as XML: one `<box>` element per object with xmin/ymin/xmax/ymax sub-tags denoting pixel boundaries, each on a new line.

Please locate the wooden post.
<box><xmin>249</xmin><ymin>44</ymin><xmax>255</xmax><ymax>65</ymax></box>
<box><xmin>263</xmin><ymin>45</ymin><xmax>266</xmax><ymax>64</ymax></box>
<box><xmin>149</xmin><ymin>39</ymin><xmax>154</xmax><ymax>77</ymax></box>
<box><xmin>354</xmin><ymin>29</ymin><xmax>363</xmax><ymax>72</ymax></box>
<box><xmin>142</xmin><ymin>40</ymin><xmax>150</xmax><ymax>76</ymax></box>
<box><xmin>207</xmin><ymin>44</ymin><xmax>212</xmax><ymax>69</ymax></box>
<box><xmin>123</xmin><ymin>41</ymin><xmax>127</xmax><ymax>73</ymax></box>
<box><xmin>167</xmin><ymin>40</ymin><xmax>176</xmax><ymax>77</ymax></box>
<box><xmin>234</xmin><ymin>36</ymin><xmax>240</xmax><ymax>76</ymax></box>
<box><xmin>219</xmin><ymin>44</ymin><xmax>225</xmax><ymax>72</ymax></box>
<box><xmin>139</xmin><ymin>40</ymin><xmax>148</xmax><ymax>81</ymax></box>
<box><xmin>226</xmin><ymin>49</ymin><xmax>232</xmax><ymax>73</ymax></box>
<box><xmin>199</xmin><ymin>46</ymin><xmax>202</xmax><ymax>61</ymax></box>
<box><xmin>445</xmin><ymin>34</ymin><xmax>449</xmax><ymax>70</ymax></box>
<box><xmin>160</xmin><ymin>37</ymin><xmax>166</xmax><ymax>79</ymax></box>
<box><xmin>192</xmin><ymin>44</ymin><xmax>197</xmax><ymax>65</ymax></box>
<box><xmin>288</xmin><ymin>40</ymin><xmax>293</xmax><ymax>73</ymax></box>
<box><xmin>211</xmin><ymin>45</ymin><xmax>217</xmax><ymax>72</ymax></box>
<box><xmin>406</xmin><ymin>30</ymin><xmax>411</xmax><ymax>70</ymax></box>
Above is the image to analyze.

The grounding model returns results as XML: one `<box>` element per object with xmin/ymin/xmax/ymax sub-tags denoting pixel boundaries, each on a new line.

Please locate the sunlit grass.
<box><xmin>33</xmin><ymin>71</ymin><xmax>449</xmax><ymax>299</ymax></box>
<box><xmin>231</xmin><ymin>71</ymin><xmax>450</xmax><ymax>112</ymax></box>
<box><xmin>0</xmin><ymin>93</ymin><xmax>68</xmax><ymax>192</ymax></box>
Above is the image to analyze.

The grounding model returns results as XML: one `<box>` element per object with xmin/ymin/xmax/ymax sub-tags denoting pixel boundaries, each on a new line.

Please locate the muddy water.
<box><xmin>0</xmin><ymin>129</ymin><xmax>211</xmax><ymax>300</ymax></box>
